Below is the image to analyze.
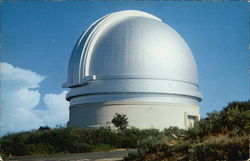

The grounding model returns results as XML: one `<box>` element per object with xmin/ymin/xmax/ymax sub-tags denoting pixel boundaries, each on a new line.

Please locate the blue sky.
<box><xmin>1</xmin><ymin>1</ymin><xmax>248</xmax><ymax>134</ymax></box>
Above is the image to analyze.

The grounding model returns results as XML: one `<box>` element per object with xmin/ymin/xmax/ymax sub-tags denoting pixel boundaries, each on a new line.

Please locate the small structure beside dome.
<box><xmin>63</xmin><ymin>10</ymin><xmax>202</xmax><ymax>130</ymax></box>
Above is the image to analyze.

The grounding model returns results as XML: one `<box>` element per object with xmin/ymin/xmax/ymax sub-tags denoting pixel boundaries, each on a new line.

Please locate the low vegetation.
<box><xmin>0</xmin><ymin>101</ymin><xmax>249</xmax><ymax>161</ymax></box>
<box><xmin>0</xmin><ymin>126</ymin><xmax>161</xmax><ymax>156</ymax></box>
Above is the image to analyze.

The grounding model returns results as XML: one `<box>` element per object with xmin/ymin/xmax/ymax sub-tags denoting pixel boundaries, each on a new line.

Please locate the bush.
<box><xmin>188</xmin><ymin>136</ymin><xmax>249</xmax><ymax>161</ymax></box>
<box><xmin>221</xmin><ymin>105</ymin><xmax>250</xmax><ymax>135</ymax></box>
<box><xmin>137</xmin><ymin>135</ymin><xmax>162</xmax><ymax>156</ymax></box>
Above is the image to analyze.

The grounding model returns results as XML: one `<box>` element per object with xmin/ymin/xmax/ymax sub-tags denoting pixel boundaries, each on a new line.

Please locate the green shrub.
<box><xmin>188</xmin><ymin>136</ymin><xmax>249</xmax><ymax>161</ymax></box>
<box><xmin>221</xmin><ymin>105</ymin><xmax>250</xmax><ymax>135</ymax></box>
<box><xmin>137</xmin><ymin>136</ymin><xmax>162</xmax><ymax>155</ymax></box>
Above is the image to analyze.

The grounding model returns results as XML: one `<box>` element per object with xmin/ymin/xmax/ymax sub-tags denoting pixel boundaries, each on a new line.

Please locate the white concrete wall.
<box><xmin>68</xmin><ymin>102</ymin><xmax>199</xmax><ymax>130</ymax></box>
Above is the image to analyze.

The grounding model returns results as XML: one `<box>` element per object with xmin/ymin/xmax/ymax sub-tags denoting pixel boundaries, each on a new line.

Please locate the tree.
<box><xmin>111</xmin><ymin>113</ymin><xmax>128</xmax><ymax>130</ymax></box>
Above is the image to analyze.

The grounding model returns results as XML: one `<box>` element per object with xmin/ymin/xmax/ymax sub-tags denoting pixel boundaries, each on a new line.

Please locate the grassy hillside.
<box><xmin>0</xmin><ymin>101</ymin><xmax>249</xmax><ymax>161</ymax></box>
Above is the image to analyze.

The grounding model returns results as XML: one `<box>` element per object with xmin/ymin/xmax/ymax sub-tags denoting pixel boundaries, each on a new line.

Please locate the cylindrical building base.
<box><xmin>68</xmin><ymin>102</ymin><xmax>199</xmax><ymax>130</ymax></box>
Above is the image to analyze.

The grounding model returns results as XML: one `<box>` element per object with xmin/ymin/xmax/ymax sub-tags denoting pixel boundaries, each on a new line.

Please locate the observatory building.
<box><xmin>63</xmin><ymin>10</ymin><xmax>202</xmax><ymax>129</ymax></box>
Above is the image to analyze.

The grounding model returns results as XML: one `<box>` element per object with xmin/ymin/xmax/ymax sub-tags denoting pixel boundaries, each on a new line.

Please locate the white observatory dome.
<box><xmin>64</xmin><ymin>10</ymin><xmax>202</xmax><ymax>129</ymax></box>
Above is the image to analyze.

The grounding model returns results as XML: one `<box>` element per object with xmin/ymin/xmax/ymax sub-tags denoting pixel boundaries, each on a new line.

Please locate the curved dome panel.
<box><xmin>88</xmin><ymin>17</ymin><xmax>197</xmax><ymax>83</ymax></box>
<box><xmin>66</xmin><ymin>15</ymin><xmax>109</xmax><ymax>86</ymax></box>
<box><xmin>65</xmin><ymin>10</ymin><xmax>161</xmax><ymax>87</ymax></box>
<box><xmin>64</xmin><ymin>10</ymin><xmax>202</xmax><ymax>102</ymax></box>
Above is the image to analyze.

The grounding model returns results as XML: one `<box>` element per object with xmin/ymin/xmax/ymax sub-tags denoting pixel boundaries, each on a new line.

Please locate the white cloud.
<box><xmin>1</xmin><ymin>62</ymin><xmax>45</xmax><ymax>89</ymax></box>
<box><xmin>35</xmin><ymin>91</ymin><xmax>69</xmax><ymax>127</ymax></box>
<box><xmin>0</xmin><ymin>62</ymin><xmax>69</xmax><ymax>136</ymax></box>
<box><xmin>0</xmin><ymin>62</ymin><xmax>45</xmax><ymax>135</ymax></box>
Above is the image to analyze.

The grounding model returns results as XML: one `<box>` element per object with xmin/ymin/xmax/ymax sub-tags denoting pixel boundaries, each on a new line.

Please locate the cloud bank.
<box><xmin>0</xmin><ymin>62</ymin><xmax>69</xmax><ymax>136</ymax></box>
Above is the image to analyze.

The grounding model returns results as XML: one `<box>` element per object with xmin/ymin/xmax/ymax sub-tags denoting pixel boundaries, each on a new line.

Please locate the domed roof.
<box><xmin>64</xmin><ymin>10</ymin><xmax>202</xmax><ymax>101</ymax></box>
